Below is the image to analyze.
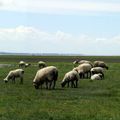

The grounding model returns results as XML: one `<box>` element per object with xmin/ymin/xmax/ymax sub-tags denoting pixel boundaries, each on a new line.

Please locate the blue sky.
<box><xmin>0</xmin><ymin>0</ymin><xmax>120</xmax><ymax>55</ymax></box>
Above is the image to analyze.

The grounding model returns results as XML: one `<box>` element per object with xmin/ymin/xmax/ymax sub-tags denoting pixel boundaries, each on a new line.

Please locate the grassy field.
<box><xmin>0</xmin><ymin>55</ymin><xmax>120</xmax><ymax>120</ymax></box>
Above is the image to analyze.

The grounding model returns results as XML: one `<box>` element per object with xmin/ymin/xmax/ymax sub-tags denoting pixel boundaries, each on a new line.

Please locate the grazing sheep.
<box><xmin>73</xmin><ymin>59</ymin><xmax>80</xmax><ymax>67</ymax></box>
<box><xmin>19</xmin><ymin>61</ymin><xmax>25</xmax><ymax>68</ymax></box>
<box><xmin>78</xmin><ymin>60</ymin><xmax>93</xmax><ymax>67</ymax></box>
<box><xmin>73</xmin><ymin>63</ymin><xmax>92</xmax><ymax>79</ymax></box>
<box><xmin>61</xmin><ymin>70</ymin><xmax>80</xmax><ymax>88</ymax></box>
<box><xmin>73</xmin><ymin>59</ymin><xmax>93</xmax><ymax>67</ymax></box>
<box><xmin>91</xmin><ymin>67</ymin><xmax>104</xmax><ymax>78</ymax></box>
<box><xmin>33</xmin><ymin>66</ymin><xmax>58</xmax><ymax>89</ymax></box>
<box><xmin>4</xmin><ymin>69</ymin><xmax>24</xmax><ymax>84</ymax></box>
<box><xmin>25</xmin><ymin>63</ymin><xmax>31</xmax><ymax>68</ymax></box>
<box><xmin>90</xmin><ymin>73</ymin><xmax>103</xmax><ymax>81</ymax></box>
<box><xmin>38</xmin><ymin>61</ymin><xmax>47</xmax><ymax>69</ymax></box>
<box><xmin>19</xmin><ymin>61</ymin><xmax>31</xmax><ymax>68</ymax></box>
<box><xmin>93</xmin><ymin>61</ymin><xmax>108</xmax><ymax>69</ymax></box>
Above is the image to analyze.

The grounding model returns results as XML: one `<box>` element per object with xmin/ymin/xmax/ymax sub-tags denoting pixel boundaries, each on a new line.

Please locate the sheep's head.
<box><xmin>91</xmin><ymin>69</ymin><xmax>95</xmax><ymax>74</ymax></box>
<box><xmin>98</xmin><ymin>73</ymin><xmax>103</xmax><ymax>79</ymax></box>
<box><xmin>61</xmin><ymin>81</ymin><xmax>66</xmax><ymax>88</ymax></box>
<box><xmin>4</xmin><ymin>78</ymin><xmax>8</xmax><ymax>83</ymax></box>
<box><xmin>105</xmin><ymin>66</ymin><xmax>109</xmax><ymax>70</ymax></box>
<box><xmin>33</xmin><ymin>82</ymin><xmax>39</xmax><ymax>89</ymax></box>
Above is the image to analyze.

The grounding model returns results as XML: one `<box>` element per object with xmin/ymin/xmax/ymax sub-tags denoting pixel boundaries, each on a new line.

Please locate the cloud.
<box><xmin>0</xmin><ymin>0</ymin><xmax>120</xmax><ymax>14</ymax></box>
<box><xmin>0</xmin><ymin>25</ymin><xmax>120</xmax><ymax>55</ymax></box>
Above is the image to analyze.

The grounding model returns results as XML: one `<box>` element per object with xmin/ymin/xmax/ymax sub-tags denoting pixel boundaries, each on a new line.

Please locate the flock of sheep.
<box><xmin>3</xmin><ymin>59</ymin><xmax>109</xmax><ymax>90</ymax></box>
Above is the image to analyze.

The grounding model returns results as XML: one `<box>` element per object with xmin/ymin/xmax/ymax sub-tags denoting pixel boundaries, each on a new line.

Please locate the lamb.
<box><xmin>73</xmin><ymin>63</ymin><xmax>92</xmax><ymax>79</ymax></box>
<box><xmin>91</xmin><ymin>67</ymin><xmax>104</xmax><ymax>78</ymax></box>
<box><xmin>33</xmin><ymin>66</ymin><xmax>58</xmax><ymax>89</ymax></box>
<box><xmin>4</xmin><ymin>69</ymin><xmax>24</xmax><ymax>84</ymax></box>
<box><xmin>93</xmin><ymin>61</ymin><xmax>108</xmax><ymax>70</ymax></box>
<box><xmin>19</xmin><ymin>61</ymin><xmax>31</xmax><ymax>68</ymax></box>
<box><xmin>61</xmin><ymin>70</ymin><xmax>80</xmax><ymax>88</ymax></box>
<box><xmin>38</xmin><ymin>61</ymin><xmax>47</xmax><ymax>69</ymax></box>
<box><xmin>90</xmin><ymin>73</ymin><xmax>103</xmax><ymax>81</ymax></box>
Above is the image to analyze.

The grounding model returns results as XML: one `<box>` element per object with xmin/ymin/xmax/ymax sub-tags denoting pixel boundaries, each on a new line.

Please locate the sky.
<box><xmin>0</xmin><ymin>0</ymin><xmax>120</xmax><ymax>55</ymax></box>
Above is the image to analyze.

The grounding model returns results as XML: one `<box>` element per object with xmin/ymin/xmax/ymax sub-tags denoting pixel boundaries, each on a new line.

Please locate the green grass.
<box><xmin>0</xmin><ymin>56</ymin><xmax>120</xmax><ymax>120</ymax></box>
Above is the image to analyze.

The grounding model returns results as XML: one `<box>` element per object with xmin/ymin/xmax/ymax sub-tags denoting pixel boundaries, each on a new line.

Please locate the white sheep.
<box><xmin>61</xmin><ymin>70</ymin><xmax>80</xmax><ymax>88</ymax></box>
<box><xmin>93</xmin><ymin>61</ymin><xmax>108</xmax><ymax>70</ymax></box>
<box><xmin>73</xmin><ymin>63</ymin><xmax>92</xmax><ymax>79</ymax></box>
<box><xmin>19</xmin><ymin>61</ymin><xmax>31</xmax><ymax>68</ymax></box>
<box><xmin>78</xmin><ymin>60</ymin><xmax>93</xmax><ymax>67</ymax></box>
<box><xmin>38</xmin><ymin>61</ymin><xmax>47</xmax><ymax>69</ymax></box>
<box><xmin>91</xmin><ymin>67</ymin><xmax>104</xmax><ymax>78</ymax></box>
<box><xmin>73</xmin><ymin>59</ymin><xmax>93</xmax><ymax>67</ymax></box>
<box><xmin>4</xmin><ymin>69</ymin><xmax>24</xmax><ymax>84</ymax></box>
<box><xmin>19</xmin><ymin>61</ymin><xmax>25</xmax><ymax>67</ymax></box>
<box><xmin>33</xmin><ymin>66</ymin><xmax>58</xmax><ymax>89</ymax></box>
<box><xmin>73</xmin><ymin>59</ymin><xmax>80</xmax><ymax>66</ymax></box>
<box><xmin>90</xmin><ymin>73</ymin><xmax>103</xmax><ymax>81</ymax></box>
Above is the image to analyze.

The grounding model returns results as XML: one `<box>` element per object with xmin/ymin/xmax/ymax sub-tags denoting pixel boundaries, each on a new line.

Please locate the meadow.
<box><xmin>0</xmin><ymin>55</ymin><xmax>120</xmax><ymax>120</ymax></box>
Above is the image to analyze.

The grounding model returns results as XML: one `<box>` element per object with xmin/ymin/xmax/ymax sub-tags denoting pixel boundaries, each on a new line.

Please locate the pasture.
<box><xmin>0</xmin><ymin>55</ymin><xmax>120</xmax><ymax>120</ymax></box>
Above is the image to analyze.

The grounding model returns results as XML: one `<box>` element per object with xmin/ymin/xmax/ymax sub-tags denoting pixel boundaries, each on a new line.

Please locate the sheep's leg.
<box><xmin>81</xmin><ymin>73</ymin><xmax>84</xmax><ymax>79</ymax></box>
<box><xmin>45</xmin><ymin>81</ymin><xmax>48</xmax><ymax>89</ymax></box>
<box><xmin>49</xmin><ymin>81</ymin><xmax>52</xmax><ymax>90</ymax></box>
<box><xmin>71</xmin><ymin>81</ymin><xmax>74</xmax><ymax>88</ymax></box>
<box><xmin>70</xmin><ymin>81</ymin><xmax>72</xmax><ymax>88</ymax></box>
<box><xmin>52</xmin><ymin>80</ymin><xmax>56</xmax><ymax>89</ymax></box>
<box><xmin>101</xmin><ymin>72</ymin><xmax>104</xmax><ymax>79</ymax></box>
<box><xmin>40</xmin><ymin>84</ymin><xmax>42</xmax><ymax>89</ymax></box>
<box><xmin>73</xmin><ymin>81</ymin><xmax>76</xmax><ymax>88</ymax></box>
<box><xmin>89</xmin><ymin>71</ymin><xmax>91</xmax><ymax>78</ymax></box>
<box><xmin>12</xmin><ymin>77</ymin><xmax>15</xmax><ymax>84</ymax></box>
<box><xmin>75</xmin><ymin>80</ymin><xmax>78</xmax><ymax>88</ymax></box>
<box><xmin>67</xmin><ymin>81</ymin><xmax>69</xmax><ymax>88</ymax></box>
<box><xmin>20</xmin><ymin>77</ymin><xmax>23</xmax><ymax>84</ymax></box>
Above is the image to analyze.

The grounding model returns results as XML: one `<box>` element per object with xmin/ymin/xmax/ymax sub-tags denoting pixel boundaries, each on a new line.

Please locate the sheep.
<box><xmin>90</xmin><ymin>73</ymin><xmax>103</xmax><ymax>81</ymax></box>
<box><xmin>19</xmin><ymin>61</ymin><xmax>25</xmax><ymax>68</ymax></box>
<box><xmin>73</xmin><ymin>59</ymin><xmax>80</xmax><ymax>66</ymax></box>
<box><xmin>73</xmin><ymin>59</ymin><xmax>93</xmax><ymax>67</ymax></box>
<box><xmin>4</xmin><ymin>69</ymin><xmax>24</xmax><ymax>84</ymax></box>
<box><xmin>38</xmin><ymin>61</ymin><xmax>47</xmax><ymax>69</ymax></box>
<box><xmin>19</xmin><ymin>61</ymin><xmax>31</xmax><ymax>68</ymax></box>
<box><xmin>33</xmin><ymin>66</ymin><xmax>58</xmax><ymax>89</ymax></box>
<box><xmin>93</xmin><ymin>61</ymin><xmax>108</xmax><ymax>70</ymax></box>
<box><xmin>91</xmin><ymin>67</ymin><xmax>104</xmax><ymax>78</ymax></box>
<box><xmin>25</xmin><ymin>63</ymin><xmax>31</xmax><ymax>68</ymax></box>
<box><xmin>73</xmin><ymin>63</ymin><xmax>92</xmax><ymax>79</ymax></box>
<box><xmin>78</xmin><ymin>60</ymin><xmax>93</xmax><ymax>67</ymax></box>
<box><xmin>61</xmin><ymin>70</ymin><xmax>80</xmax><ymax>88</ymax></box>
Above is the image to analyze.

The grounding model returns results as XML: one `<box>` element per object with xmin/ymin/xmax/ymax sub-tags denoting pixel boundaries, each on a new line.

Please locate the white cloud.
<box><xmin>0</xmin><ymin>25</ymin><xmax>120</xmax><ymax>55</ymax></box>
<box><xmin>0</xmin><ymin>0</ymin><xmax>120</xmax><ymax>14</ymax></box>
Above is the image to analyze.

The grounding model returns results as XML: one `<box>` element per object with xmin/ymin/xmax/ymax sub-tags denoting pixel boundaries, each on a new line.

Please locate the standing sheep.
<box><xmin>61</xmin><ymin>70</ymin><xmax>80</xmax><ymax>88</ymax></box>
<box><xmin>4</xmin><ymin>69</ymin><xmax>24</xmax><ymax>84</ymax></box>
<box><xmin>33</xmin><ymin>66</ymin><xmax>58</xmax><ymax>89</ymax></box>
<box><xmin>93</xmin><ymin>61</ymin><xmax>108</xmax><ymax>69</ymax></box>
<box><xmin>73</xmin><ymin>63</ymin><xmax>92</xmax><ymax>79</ymax></box>
<box><xmin>38</xmin><ymin>61</ymin><xmax>47</xmax><ymax>69</ymax></box>
<box><xmin>91</xmin><ymin>67</ymin><xmax>104</xmax><ymax>78</ymax></box>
